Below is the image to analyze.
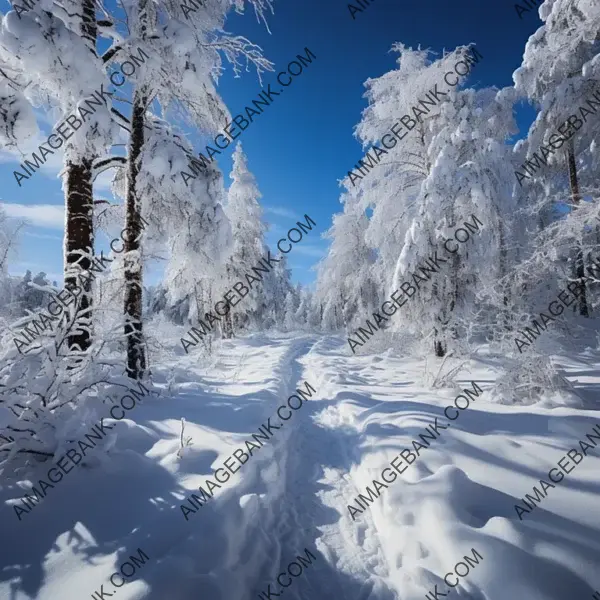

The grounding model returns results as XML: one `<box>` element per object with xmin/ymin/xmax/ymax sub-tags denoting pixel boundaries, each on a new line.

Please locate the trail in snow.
<box><xmin>143</xmin><ymin>334</ymin><xmax>397</xmax><ymax>600</ymax></box>
<box><xmin>140</xmin><ymin>335</ymin><xmax>315</xmax><ymax>600</ymax></box>
<box><xmin>246</xmin><ymin>335</ymin><xmax>395</xmax><ymax>600</ymax></box>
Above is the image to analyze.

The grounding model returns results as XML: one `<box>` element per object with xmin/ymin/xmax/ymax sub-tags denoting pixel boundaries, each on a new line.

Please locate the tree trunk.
<box><xmin>64</xmin><ymin>158</ymin><xmax>94</xmax><ymax>352</ymax></box>
<box><xmin>498</xmin><ymin>216</ymin><xmax>512</xmax><ymax>332</ymax></box>
<box><xmin>80</xmin><ymin>0</ymin><xmax>97</xmax><ymax>49</ymax></box>
<box><xmin>567</xmin><ymin>141</ymin><xmax>589</xmax><ymax>317</ymax></box>
<box><xmin>222</xmin><ymin>266</ymin><xmax>233</xmax><ymax>338</ymax></box>
<box><xmin>63</xmin><ymin>0</ymin><xmax>97</xmax><ymax>353</ymax></box>
<box><xmin>123</xmin><ymin>89</ymin><xmax>148</xmax><ymax>379</ymax></box>
<box><xmin>434</xmin><ymin>332</ymin><xmax>446</xmax><ymax>357</ymax></box>
<box><xmin>431</xmin><ymin>218</ymin><xmax>449</xmax><ymax>357</ymax></box>
<box><xmin>339</xmin><ymin>292</ymin><xmax>348</xmax><ymax>331</ymax></box>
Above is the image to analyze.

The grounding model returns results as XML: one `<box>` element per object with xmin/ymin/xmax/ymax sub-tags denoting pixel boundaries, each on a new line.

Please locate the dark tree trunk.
<box><xmin>339</xmin><ymin>292</ymin><xmax>348</xmax><ymax>331</ymax></box>
<box><xmin>222</xmin><ymin>266</ymin><xmax>233</xmax><ymax>338</ymax></box>
<box><xmin>63</xmin><ymin>0</ymin><xmax>97</xmax><ymax>353</ymax></box>
<box><xmin>567</xmin><ymin>142</ymin><xmax>589</xmax><ymax>317</ymax></box>
<box><xmin>497</xmin><ymin>215</ymin><xmax>512</xmax><ymax>332</ymax></box>
<box><xmin>80</xmin><ymin>0</ymin><xmax>97</xmax><ymax>49</ymax></box>
<box><xmin>122</xmin><ymin>0</ymin><xmax>154</xmax><ymax>379</ymax></box>
<box><xmin>64</xmin><ymin>158</ymin><xmax>94</xmax><ymax>352</ymax></box>
<box><xmin>431</xmin><ymin>214</ymin><xmax>449</xmax><ymax>357</ymax></box>
<box><xmin>434</xmin><ymin>334</ymin><xmax>446</xmax><ymax>357</ymax></box>
<box><xmin>123</xmin><ymin>89</ymin><xmax>148</xmax><ymax>379</ymax></box>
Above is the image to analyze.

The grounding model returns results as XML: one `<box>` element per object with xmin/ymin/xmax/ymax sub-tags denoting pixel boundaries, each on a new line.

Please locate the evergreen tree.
<box><xmin>222</xmin><ymin>143</ymin><xmax>268</xmax><ymax>335</ymax></box>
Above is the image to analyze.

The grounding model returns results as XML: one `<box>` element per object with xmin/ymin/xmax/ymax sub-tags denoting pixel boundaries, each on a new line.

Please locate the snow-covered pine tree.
<box><xmin>283</xmin><ymin>288</ymin><xmax>299</xmax><ymax>331</ymax></box>
<box><xmin>261</xmin><ymin>254</ymin><xmax>294</xmax><ymax>330</ymax></box>
<box><xmin>292</xmin><ymin>283</ymin><xmax>312</xmax><ymax>330</ymax></box>
<box><xmin>140</xmin><ymin>124</ymin><xmax>232</xmax><ymax>337</ymax></box>
<box><xmin>221</xmin><ymin>143</ymin><xmax>268</xmax><ymax>335</ymax></box>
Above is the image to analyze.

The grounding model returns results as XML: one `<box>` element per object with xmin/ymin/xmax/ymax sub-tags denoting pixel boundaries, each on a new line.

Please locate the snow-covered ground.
<box><xmin>1</xmin><ymin>333</ymin><xmax>600</xmax><ymax>600</ymax></box>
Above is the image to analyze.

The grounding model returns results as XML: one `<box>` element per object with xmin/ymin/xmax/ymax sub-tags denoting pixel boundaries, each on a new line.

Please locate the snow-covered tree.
<box><xmin>149</xmin><ymin>138</ymin><xmax>232</xmax><ymax>332</ymax></box>
<box><xmin>353</xmin><ymin>44</ymin><xmax>443</xmax><ymax>290</ymax></box>
<box><xmin>0</xmin><ymin>5</ymin><xmax>115</xmax><ymax>353</ymax></box>
<box><xmin>293</xmin><ymin>284</ymin><xmax>312</xmax><ymax>330</ymax></box>
<box><xmin>283</xmin><ymin>288</ymin><xmax>299</xmax><ymax>331</ymax></box>
<box><xmin>0</xmin><ymin>204</ymin><xmax>22</xmax><ymax>276</ymax></box>
<box><xmin>315</xmin><ymin>192</ymin><xmax>378</xmax><ymax>331</ymax></box>
<box><xmin>0</xmin><ymin>0</ymin><xmax>275</xmax><ymax>375</ymax></box>
<box><xmin>394</xmin><ymin>85</ymin><xmax>519</xmax><ymax>356</ymax></box>
<box><xmin>263</xmin><ymin>254</ymin><xmax>294</xmax><ymax>329</ymax></box>
<box><xmin>344</xmin><ymin>44</ymin><xmax>488</xmax><ymax>350</ymax></box>
<box><xmin>103</xmin><ymin>0</ymin><xmax>273</xmax><ymax>376</ymax></box>
<box><xmin>513</xmin><ymin>0</ymin><xmax>600</xmax><ymax>316</ymax></box>
<box><xmin>221</xmin><ymin>142</ymin><xmax>268</xmax><ymax>335</ymax></box>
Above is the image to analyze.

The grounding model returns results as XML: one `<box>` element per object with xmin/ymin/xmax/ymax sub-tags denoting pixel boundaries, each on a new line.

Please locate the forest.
<box><xmin>0</xmin><ymin>0</ymin><xmax>599</xmax><ymax>599</ymax></box>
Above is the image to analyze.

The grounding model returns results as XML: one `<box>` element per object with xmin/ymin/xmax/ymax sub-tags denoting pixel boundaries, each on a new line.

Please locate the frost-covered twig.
<box><xmin>176</xmin><ymin>418</ymin><xmax>193</xmax><ymax>459</ymax></box>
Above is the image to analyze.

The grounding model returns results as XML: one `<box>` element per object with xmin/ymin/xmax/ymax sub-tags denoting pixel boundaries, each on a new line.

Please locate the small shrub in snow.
<box><xmin>424</xmin><ymin>353</ymin><xmax>470</xmax><ymax>389</ymax></box>
<box><xmin>490</xmin><ymin>353</ymin><xmax>575</xmax><ymax>405</ymax></box>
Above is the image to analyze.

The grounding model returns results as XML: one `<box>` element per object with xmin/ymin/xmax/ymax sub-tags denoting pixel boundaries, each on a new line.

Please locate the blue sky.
<box><xmin>0</xmin><ymin>0</ymin><xmax>542</xmax><ymax>288</ymax></box>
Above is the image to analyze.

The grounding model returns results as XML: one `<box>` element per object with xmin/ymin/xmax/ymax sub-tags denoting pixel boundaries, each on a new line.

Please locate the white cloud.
<box><xmin>1</xmin><ymin>202</ymin><xmax>64</xmax><ymax>229</ymax></box>
<box><xmin>266</xmin><ymin>223</ymin><xmax>287</xmax><ymax>236</ymax></box>
<box><xmin>264</xmin><ymin>205</ymin><xmax>299</xmax><ymax>220</ymax></box>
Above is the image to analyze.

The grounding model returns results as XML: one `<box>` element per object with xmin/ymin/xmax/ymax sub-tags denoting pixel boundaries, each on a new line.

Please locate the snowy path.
<box><xmin>2</xmin><ymin>334</ymin><xmax>600</xmax><ymax>600</ymax></box>
<box><xmin>145</xmin><ymin>334</ymin><xmax>384</xmax><ymax>600</ymax></box>
<box><xmin>246</xmin><ymin>335</ymin><xmax>396</xmax><ymax>600</ymax></box>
